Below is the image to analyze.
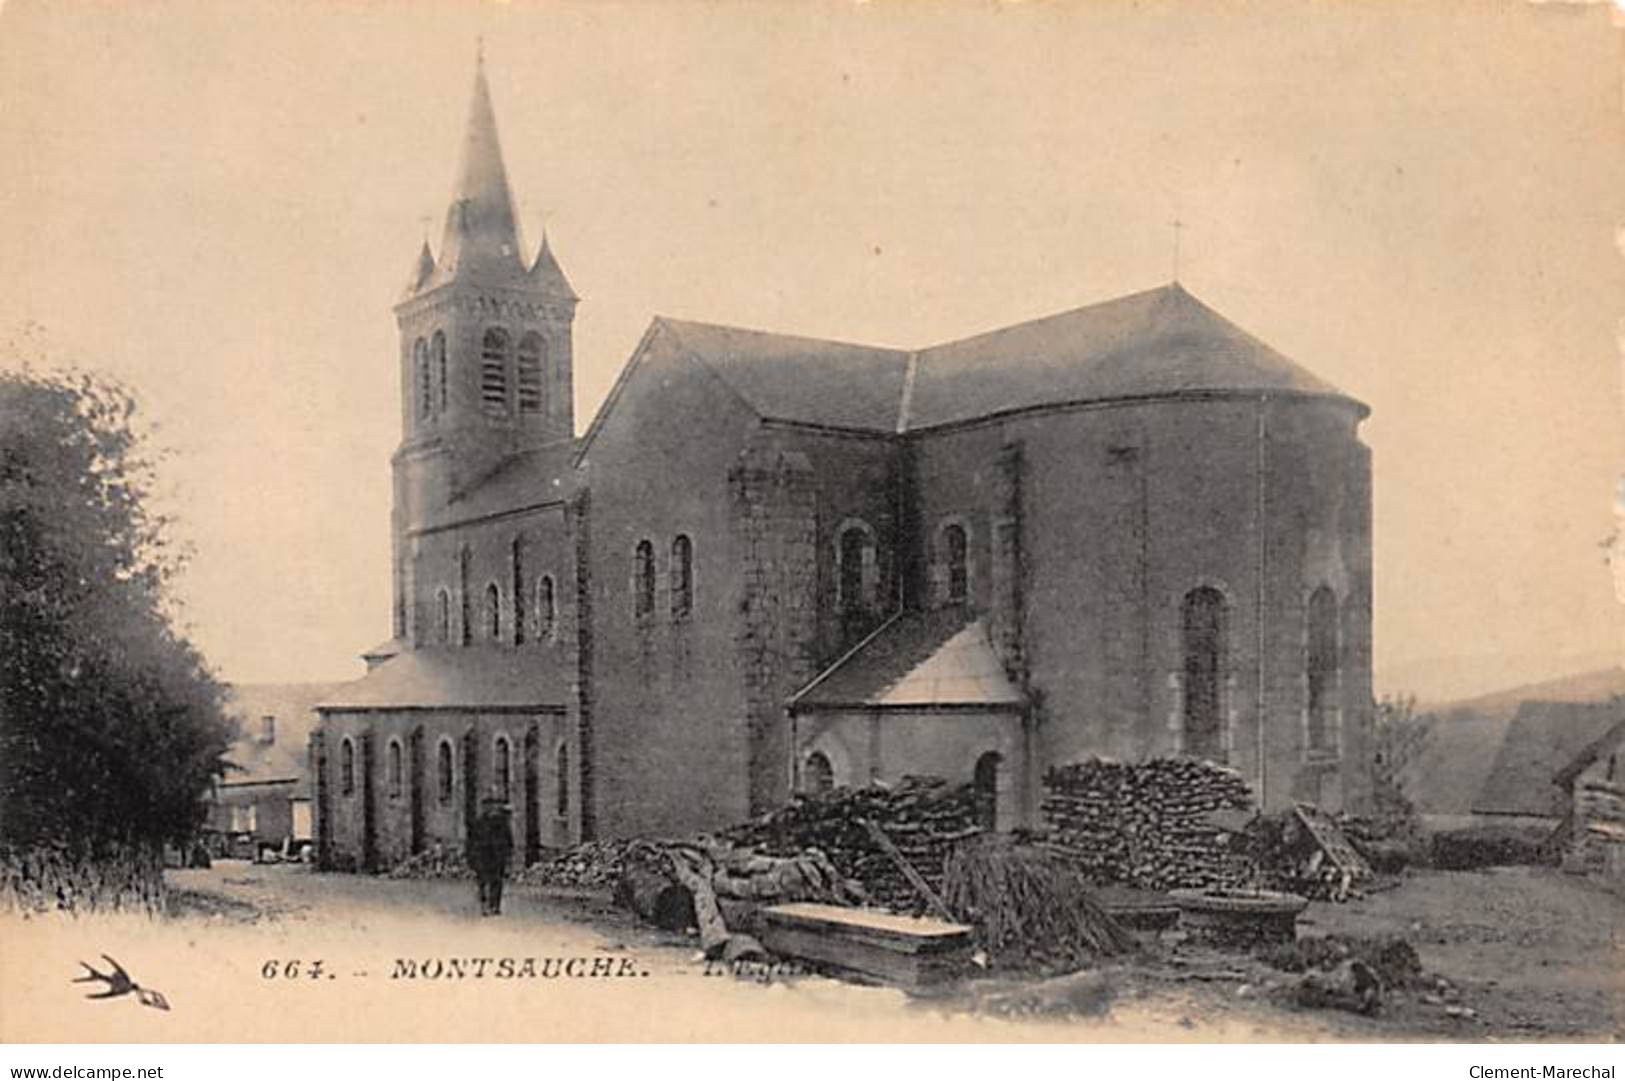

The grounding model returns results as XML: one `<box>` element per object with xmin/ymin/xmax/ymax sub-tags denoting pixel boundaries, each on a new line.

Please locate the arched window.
<box><xmin>436</xmin><ymin>740</ymin><xmax>454</xmax><ymax>804</ymax></box>
<box><xmin>837</xmin><ymin>522</ymin><xmax>874</xmax><ymax>612</ymax></box>
<box><xmin>555</xmin><ymin>742</ymin><xmax>570</xmax><ymax>818</ymax></box>
<box><xmin>537</xmin><ymin>575</ymin><xmax>556</xmax><ymax>640</ymax></box>
<box><xmin>511</xmin><ymin>537</ymin><xmax>527</xmax><ymax>646</ymax></box>
<box><xmin>670</xmin><ymin>534</ymin><xmax>693</xmax><ymax>619</ymax></box>
<box><xmin>943</xmin><ymin>522</ymin><xmax>968</xmax><ymax>604</ymax></box>
<box><xmin>387</xmin><ymin>739</ymin><xmax>403</xmax><ymax>799</ymax></box>
<box><xmin>517</xmin><ymin>332</ymin><xmax>545</xmax><ymax>413</ymax></box>
<box><xmin>494</xmin><ymin>736</ymin><xmax>512</xmax><ymax>802</ymax></box>
<box><xmin>436</xmin><ymin>588</ymin><xmax>451</xmax><ymax>644</ymax></box>
<box><xmin>414</xmin><ymin>338</ymin><xmax>431</xmax><ymax>419</ymax></box>
<box><xmin>480</xmin><ymin>327</ymin><xmax>510</xmax><ymax>415</ymax></box>
<box><xmin>804</xmin><ymin>751</ymin><xmax>835</xmax><ymax>794</ymax></box>
<box><xmin>485</xmin><ymin>582</ymin><xmax>502</xmax><ymax>641</ymax></box>
<box><xmin>458</xmin><ymin>547</ymin><xmax>472</xmax><ymax>647</ymax></box>
<box><xmin>973</xmin><ymin>751</ymin><xmax>1004</xmax><ymax>831</ymax></box>
<box><xmin>340</xmin><ymin>738</ymin><xmax>356</xmax><ymax>797</ymax></box>
<box><xmin>432</xmin><ymin>330</ymin><xmax>448</xmax><ymax>412</ymax></box>
<box><xmin>1181</xmin><ymin>587</ymin><xmax>1228</xmax><ymax>761</ymax></box>
<box><xmin>1307</xmin><ymin>586</ymin><xmax>1340</xmax><ymax>755</ymax></box>
<box><xmin>633</xmin><ymin>540</ymin><xmax>655</xmax><ymax>618</ymax></box>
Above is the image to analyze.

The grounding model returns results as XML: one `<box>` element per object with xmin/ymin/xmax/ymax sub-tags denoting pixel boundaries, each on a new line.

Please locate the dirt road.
<box><xmin>2</xmin><ymin>861</ymin><xmax>1617</xmax><ymax>1042</ymax></box>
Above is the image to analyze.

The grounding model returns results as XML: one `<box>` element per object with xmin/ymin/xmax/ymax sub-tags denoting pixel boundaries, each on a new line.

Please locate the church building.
<box><xmin>313</xmin><ymin>60</ymin><xmax>1374</xmax><ymax>870</ymax></box>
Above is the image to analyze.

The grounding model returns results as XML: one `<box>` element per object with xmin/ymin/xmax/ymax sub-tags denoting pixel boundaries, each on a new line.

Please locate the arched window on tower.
<box><xmin>480</xmin><ymin>327</ymin><xmax>510</xmax><ymax>416</ymax></box>
<box><xmin>512</xmin><ymin>536</ymin><xmax>527</xmax><ymax>646</ymax></box>
<box><xmin>436</xmin><ymin>588</ymin><xmax>451</xmax><ymax>644</ymax></box>
<box><xmin>414</xmin><ymin>338</ymin><xmax>430</xmax><ymax>419</ymax></box>
<box><xmin>836</xmin><ymin>521</ymin><xmax>877</xmax><ymax>614</ymax></box>
<box><xmin>1307</xmin><ymin>587</ymin><xmax>1340</xmax><ymax>756</ymax></box>
<box><xmin>633</xmin><ymin>540</ymin><xmax>655</xmax><ymax>618</ymax></box>
<box><xmin>432</xmin><ymin>330</ymin><xmax>448</xmax><ymax>412</ymax></box>
<box><xmin>517</xmin><ymin>332</ymin><xmax>545</xmax><ymax>414</ymax></box>
<box><xmin>537</xmin><ymin>575</ymin><xmax>556</xmax><ymax>640</ymax></box>
<box><xmin>1181</xmin><ymin>587</ymin><xmax>1228</xmax><ymax>761</ymax></box>
<box><xmin>670</xmin><ymin>534</ymin><xmax>693</xmax><ymax>619</ymax></box>
<box><xmin>943</xmin><ymin>522</ymin><xmax>968</xmax><ymax>604</ymax></box>
<box><xmin>340</xmin><ymin>738</ymin><xmax>356</xmax><ymax>797</ymax></box>
<box><xmin>485</xmin><ymin>582</ymin><xmax>502</xmax><ymax>641</ymax></box>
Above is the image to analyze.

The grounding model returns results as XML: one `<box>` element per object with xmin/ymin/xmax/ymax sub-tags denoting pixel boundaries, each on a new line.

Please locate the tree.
<box><xmin>0</xmin><ymin>366</ymin><xmax>234</xmax><ymax>855</ymax></box>
<box><xmin>1371</xmin><ymin>694</ymin><xmax>1431</xmax><ymax>826</ymax></box>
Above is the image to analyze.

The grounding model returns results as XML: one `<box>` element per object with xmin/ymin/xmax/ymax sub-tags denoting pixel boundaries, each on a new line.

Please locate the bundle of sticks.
<box><xmin>382</xmin><ymin>844</ymin><xmax>473</xmax><ymax>880</ymax></box>
<box><xmin>515</xmin><ymin>839</ymin><xmax>639</xmax><ymax>890</ymax></box>
<box><xmin>1038</xmin><ymin>758</ymin><xmax>1253</xmax><ymax>892</ymax></box>
<box><xmin>723</xmin><ymin>776</ymin><xmax>984</xmax><ymax>912</ymax></box>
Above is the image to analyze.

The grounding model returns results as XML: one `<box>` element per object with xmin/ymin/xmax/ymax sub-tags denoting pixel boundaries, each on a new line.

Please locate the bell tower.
<box><xmin>388</xmin><ymin>52</ymin><xmax>578</xmax><ymax>644</ymax></box>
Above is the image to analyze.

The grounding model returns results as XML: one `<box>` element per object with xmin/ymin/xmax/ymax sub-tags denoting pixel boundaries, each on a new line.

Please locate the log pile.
<box><xmin>516</xmin><ymin>840</ymin><xmax>640</xmax><ymax>891</ymax></box>
<box><xmin>723</xmin><ymin>776</ymin><xmax>984</xmax><ymax>913</ymax></box>
<box><xmin>383</xmin><ymin>845</ymin><xmax>473</xmax><ymax>880</ymax></box>
<box><xmin>1038</xmin><ymin>758</ymin><xmax>1252</xmax><ymax>892</ymax></box>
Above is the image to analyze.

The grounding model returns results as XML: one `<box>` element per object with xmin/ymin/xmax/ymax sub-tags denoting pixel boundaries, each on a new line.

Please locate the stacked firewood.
<box><xmin>1038</xmin><ymin>758</ymin><xmax>1252</xmax><ymax>891</ymax></box>
<box><xmin>723</xmin><ymin>776</ymin><xmax>984</xmax><ymax>912</ymax></box>
<box><xmin>516</xmin><ymin>840</ymin><xmax>637</xmax><ymax>890</ymax></box>
<box><xmin>383</xmin><ymin>844</ymin><xmax>473</xmax><ymax>880</ymax></box>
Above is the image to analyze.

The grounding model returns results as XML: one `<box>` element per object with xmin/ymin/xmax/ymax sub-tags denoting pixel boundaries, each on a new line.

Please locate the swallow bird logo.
<box><xmin>72</xmin><ymin>954</ymin><xmax>170</xmax><ymax>1011</ymax></box>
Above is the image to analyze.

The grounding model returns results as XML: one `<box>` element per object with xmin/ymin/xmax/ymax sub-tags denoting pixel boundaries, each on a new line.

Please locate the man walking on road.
<box><xmin>468</xmin><ymin>796</ymin><xmax>514</xmax><ymax>916</ymax></box>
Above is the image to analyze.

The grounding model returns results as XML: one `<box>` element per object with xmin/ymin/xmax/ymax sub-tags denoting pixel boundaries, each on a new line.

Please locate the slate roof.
<box><xmin>791</xmin><ymin>609</ymin><xmax>1025</xmax><ymax>711</ymax></box>
<box><xmin>426</xmin><ymin>439</ymin><xmax>577</xmax><ymax>529</ymax></box>
<box><xmin>1552</xmin><ymin>717</ymin><xmax>1625</xmax><ymax>791</ymax></box>
<box><xmin>220</xmin><ymin>682</ymin><xmax>347</xmax><ymax>787</ymax></box>
<box><xmin>659</xmin><ymin>318</ymin><xmax>912</xmax><ymax>433</ymax></box>
<box><xmin>1471</xmin><ymin>699</ymin><xmax>1625</xmax><ymax>817</ymax></box>
<box><xmin>318</xmin><ymin>648</ymin><xmax>569</xmax><ymax>712</ymax></box>
<box><xmin>906</xmin><ymin>284</ymin><xmax>1355</xmax><ymax>429</ymax></box>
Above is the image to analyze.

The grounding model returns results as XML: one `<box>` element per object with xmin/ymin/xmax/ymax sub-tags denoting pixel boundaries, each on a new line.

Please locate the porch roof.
<box><xmin>790</xmin><ymin>609</ymin><xmax>1026</xmax><ymax>712</ymax></box>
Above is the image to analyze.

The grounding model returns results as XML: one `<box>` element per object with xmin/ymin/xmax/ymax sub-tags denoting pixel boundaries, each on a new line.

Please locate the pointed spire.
<box><xmin>529</xmin><ymin>232</ymin><xmax>578</xmax><ymax>301</ymax></box>
<box><xmin>401</xmin><ymin>240</ymin><xmax>437</xmax><ymax>300</ymax></box>
<box><xmin>432</xmin><ymin>48</ymin><xmax>525</xmax><ymax>286</ymax></box>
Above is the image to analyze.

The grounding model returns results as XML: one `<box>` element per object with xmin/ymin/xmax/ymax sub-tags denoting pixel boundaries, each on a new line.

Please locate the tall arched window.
<box><xmin>485</xmin><ymin>582</ymin><xmax>502</xmax><ymax>641</ymax></box>
<box><xmin>387</xmin><ymin>739</ymin><xmax>403</xmax><ymax>799</ymax></box>
<box><xmin>804</xmin><ymin>751</ymin><xmax>834</xmax><ymax>794</ymax></box>
<box><xmin>480</xmin><ymin>327</ymin><xmax>510</xmax><ymax>415</ymax></box>
<box><xmin>1181</xmin><ymin>587</ymin><xmax>1228</xmax><ymax>761</ymax></box>
<box><xmin>670</xmin><ymin>534</ymin><xmax>693</xmax><ymax>619</ymax></box>
<box><xmin>459</xmin><ymin>547</ymin><xmax>472</xmax><ymax>646</ymax></box>
<box><xmin>436</xmin><ymin>740</ymin><xmax>454</xmax><ymax>804</ymax></box>
<box><xmin>494</xmin><ymin>736</ymin><xmax>512</xmax><ymax>802</ymax></box>
<box><xmin>436</xmin><ymin>588</ymin><xmax>451</xmax><ymax>644</ymax></box>
<box><xmin>414</xmin><ymin>338</ymin><xmax>431</xmax><ymax>419</ymax></box>
<box><xmin>517</xmin><ymin>332</ymin><xmax>545</xmax><ymax>414</ymax></box>
<box><xmin>432</xmin><ymin>330</ymin><xmax>448</xmax><ymax>412</ymax></box>
<box><xmin>633</xmin><ymin>540</ymin><xmax>655</xmax><ymax>618</ymax></box>
<box><xmin>1307</xmin><ymin>586</ymin><xmax>1340</xmax><ymax>755</ymax></box>
<box><xmin>340</xmin><ymin>738</ymin><xmax>356</xmax><ymax>797</ymax></box>
<box><xmin>943</xmin><ymin>522</ymin><xmax>968</xmax><ymax>604</ymax></box>
<box><xmin>973</xmin><ymin>751</ymin><xmax>1004</xmax><ymax>831</ymax></box>
<box><xmin>837</xmin><ymin>522</ymin><xmax>874</xmax><ymax>612</ymax></box>
<box><xmin>511</xmin><ymin>536</ymin><xmax>527</xmax><ymax>646</ymax></box>
<box><xmin>537</xmin><ymin>575</ymin><xmax>556</xmax><ymax>640</ymax></box>
<box><xmin>555</xmin><ymin>742</ymin><xmax>570</xmax><ymax>818</ymax></box>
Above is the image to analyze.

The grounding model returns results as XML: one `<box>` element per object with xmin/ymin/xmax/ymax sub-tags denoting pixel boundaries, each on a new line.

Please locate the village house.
<box><xmin>313</xmin><ymin>59</ymin><xmax>1375</xmax><ymax>870</ymax></box>
<box><xmin>208</xmin><ymin>683</ymin><xmax>343</xmax><ymax>860</ymax></box>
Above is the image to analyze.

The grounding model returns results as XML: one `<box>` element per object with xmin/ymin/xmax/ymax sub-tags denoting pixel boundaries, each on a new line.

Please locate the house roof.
<box><xmin>317</xmin><ymin>647</ymin><xmax>570</xmax><ymax>712</ymax></box>
<box><xmin>1553</xmin><ymin>716</ymin><xmax>1625</xmax><ymax>791</ymax></box>
<box><xmin>791</xmin><ymin>609</ymin><xmax>1026</xmax><ymax>712</ymax></box>
<box><xmin>1471</xmin><ymin>699</ymin><xmax>1625</xmax><ymax>817</ymax></box>
<box><xmin>220</xmin><ymin>682</ymin><xmax>347</xmax><ymax>787</ymax></box>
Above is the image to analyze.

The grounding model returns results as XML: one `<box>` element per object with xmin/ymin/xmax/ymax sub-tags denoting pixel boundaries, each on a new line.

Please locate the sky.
<box><xmin>1</xmin><ymin>0</ymin><xmax>1622</xmax><ymax>701</ymax></box>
